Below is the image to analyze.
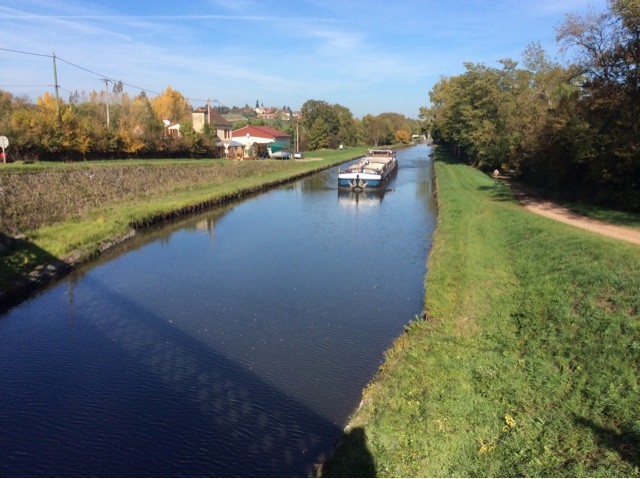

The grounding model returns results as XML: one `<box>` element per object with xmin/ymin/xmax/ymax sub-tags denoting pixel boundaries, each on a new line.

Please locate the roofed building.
<box><xmin>192</xmin><ymin>107</ymin><xmax>232</xmax><ymax>141</ymax></box>
<box><xmin>232</xmin><ymin>125</ymin><xmax>291</xmax><ymax>159</ymax></box>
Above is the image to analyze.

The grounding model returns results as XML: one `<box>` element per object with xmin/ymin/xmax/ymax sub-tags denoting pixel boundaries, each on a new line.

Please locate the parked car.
<box><xmin>271</xmin><ymin>150</ymin><xmax>291</xmax><ymax>160</ymax></box>
<box><xmin>293</xmin><ymin>151</ymin><xmax>304</xmax><ymax>159</ymax></box>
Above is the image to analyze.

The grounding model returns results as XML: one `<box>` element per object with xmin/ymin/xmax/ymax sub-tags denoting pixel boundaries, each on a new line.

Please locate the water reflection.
<box><xmin>1</xmin><ymin>272</ymin><xmax>339</xmax><ymax>477</ymax></box>
<box><xmin>337</xmin><ymin>188</ymin><xmax>388</xmax><ymax>211</ymax></box>
<box><xmin>0</xmin><ymin>145</ymin><xmax>436</xmax><ymax>477</ymax></box>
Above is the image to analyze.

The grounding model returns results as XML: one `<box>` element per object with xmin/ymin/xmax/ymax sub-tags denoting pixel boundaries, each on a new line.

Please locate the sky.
<box><xmin>0</xmin><ymin>0</ymin><xmax>609</xmax><ymax>119</ymax></box>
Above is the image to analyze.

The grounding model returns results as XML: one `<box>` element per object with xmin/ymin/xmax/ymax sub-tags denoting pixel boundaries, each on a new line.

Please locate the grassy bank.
<box><xmin>0</xmin><ymin>149</ymin><xmax>365</xmax><ymax>293</ymax></box>
<box><xmin>323</xmin><ymin>149</ymin><xmax>640</xmax><ymax>477</ymax></box>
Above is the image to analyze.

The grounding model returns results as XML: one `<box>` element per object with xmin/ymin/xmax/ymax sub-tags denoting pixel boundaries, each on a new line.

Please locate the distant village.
<box><xmin>0</xmin><ymin>85</ymin><xmax>423</xmax><ymax>162</ymax></box>
<box><xmin>182</xmin><ymin>102</ymin><xmax>301</xmax><ymax>160</ymax></box>
<box><xmin>144</xmin><ymin>89</ymin><xmax>422</xmax><ymax>161</ymax></box>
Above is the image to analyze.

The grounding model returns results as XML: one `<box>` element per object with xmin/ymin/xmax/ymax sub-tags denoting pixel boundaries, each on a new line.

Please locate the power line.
<box><xmin>54</xmin><ymin>55</ymin><xmax>163</xmax><ymax>96</ymax></box>
<box><xmin>0</xmin><ymin>47</ymin><xmax>220</xmax><ymax>105</ymax></box>
<box><xmin>0</xmin><ymin>84</ymin><xmax>54</xmax><ymax>88</ymax></box>
<box><xmin>0</xmin><ymin>47</ymin><xmax>51</xmax><ymax>58</ymax></box>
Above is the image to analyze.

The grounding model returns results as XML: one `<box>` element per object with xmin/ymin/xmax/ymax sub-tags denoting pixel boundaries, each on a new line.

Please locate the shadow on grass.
<box><xmin>574</xmin><ymin>415</ymin><xmax>640</xmax><ymax>469</ymax></box>
<box><xmin>478</xmin><ymin>182</ymin><xmax>515</xmax><ymax>202</ymax></box>
<box><xmin>0</xmin><ymin>232</ymin><xmax>69</xmax><ymax>311</ymax></box>
<box><xmin>432</xmin><ymin>145</ymin><xmax>465</xmax><ymax>165</ymax></box>
<box><xmin>319</xmin><ymin>427</ymin><xmax>376</xmax><ymax>478</ymax></box>
<box><xmin>563</xmin><ymin>203</ymin><xmax>640</xmax><ymax>228</ymax></box>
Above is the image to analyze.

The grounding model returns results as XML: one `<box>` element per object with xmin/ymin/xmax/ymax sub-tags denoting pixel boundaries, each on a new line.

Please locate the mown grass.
<box><xmin>0</xmin><ymin>149</ymin><xmax>366</xmax><ymax>288</ymax></box>
<box><xmin>323</xmin><ymin>148</ymin><xmax>640</xmax><ymax>477</ymax></box>
<box><xmin>564</xmin><ymin>202</ymin><xmax>640</xmax><ymax>229</ymax></box>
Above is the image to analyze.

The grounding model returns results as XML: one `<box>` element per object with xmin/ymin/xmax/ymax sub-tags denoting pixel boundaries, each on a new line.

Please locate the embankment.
<box><xmin>0</xmin><ymin>151</ymin><xmax>364</xmax><ymax>305</ymax></box>
<box><xmin>322</xmin><ymin>151</ymin><xmax>640</xmax><ymax>477</ymax></box>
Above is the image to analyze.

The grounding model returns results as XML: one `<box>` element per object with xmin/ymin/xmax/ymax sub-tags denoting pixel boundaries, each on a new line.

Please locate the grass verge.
<box><xmin>322</xmin><ymin>148</ymin><xmax>640</xmax><ymax>477</ymax></box>
<box><xmin>0</xmin><ymin>149</ymin><xmax>366</xmax><ymax>292</ymax></box>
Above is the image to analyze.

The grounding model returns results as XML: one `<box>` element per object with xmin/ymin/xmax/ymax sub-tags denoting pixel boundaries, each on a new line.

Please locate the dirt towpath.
<box><xmin>505</xmin><ymin>181</ymin><xmax>640</xmax><ymax>246</ymax></box>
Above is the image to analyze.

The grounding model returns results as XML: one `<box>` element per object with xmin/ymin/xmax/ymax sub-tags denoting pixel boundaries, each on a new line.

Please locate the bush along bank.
<box><xmin>0</xmin><ymin>149</ymin><xmax>367</xmax><ymax>306</ymax></box>
<box><xmin>322</xmin><ymin>149</ymin><xmax>640</xmax><ymax>477</ymax></box>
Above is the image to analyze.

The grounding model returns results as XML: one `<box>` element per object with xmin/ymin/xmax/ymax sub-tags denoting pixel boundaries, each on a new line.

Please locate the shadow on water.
<box><xmin>574</xmin><ymin>415</ymin><xmax>640</xmax><ymax>469</ymax></box>
<box><xmin>318</xmin><ymin>427</ymin><xmax>376</xmax><ymax>478</ymax></box>
<box><xmin>0</xmin><ymin>232</ymin><xmax>69</xmax><ymax>313</ymax></box>
<box><xmin>0</xmin><ymin>201</ymin><xmax>237</xmax><ymax>314</ymax></box>
<box><xmin>0</xmin><ymin>272</ymin><xmax>342</xmax><ymax>477</ymax></box>
<box><xmin>1</xmin><ymin>146</ymin><xmax>438</xmax><ymax>477</ymax></box>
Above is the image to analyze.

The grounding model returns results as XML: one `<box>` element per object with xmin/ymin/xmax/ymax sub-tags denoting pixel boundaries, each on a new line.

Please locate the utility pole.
<box><xmin>102</xmin><ymin>78</ymin><xmax>110</xmax><ymax>129</ymax></box>
<box><xmin>207</xmin><ymin>97</ymin><xmax>211</xmax><ymax>126</ymax></box>
<box><xmin>52</xmin><ymin>52</ymin><xmax>61</xmax><ymax>125</ymax></box>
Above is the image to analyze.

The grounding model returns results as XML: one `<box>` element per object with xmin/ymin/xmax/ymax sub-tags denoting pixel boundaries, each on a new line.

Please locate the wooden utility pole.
<box><xmin>102</xmin><ymin>78</ymin><xmax>111</xmax><ymax>128</ymax></box>
<box><xmin>52</xmin><ymin>52</ymin><xmax>61</xmax><ymax>124</ymax></box>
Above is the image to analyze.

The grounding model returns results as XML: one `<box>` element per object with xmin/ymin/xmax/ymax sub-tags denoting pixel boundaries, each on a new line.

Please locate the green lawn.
<box><xmin>323</xmin><ymin>148</ymin><xmax>640</xmax><ymax>477</ymax></box>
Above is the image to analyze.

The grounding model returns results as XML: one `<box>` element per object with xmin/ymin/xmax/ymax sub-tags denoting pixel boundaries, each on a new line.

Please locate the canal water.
<box><xmin>0</xmin><ymin>144</ymin><xmax>436</xmax><ymax>477</ymax></box>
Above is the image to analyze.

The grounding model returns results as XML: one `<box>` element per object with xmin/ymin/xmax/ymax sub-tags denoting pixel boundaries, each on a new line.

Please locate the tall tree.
<box><xmin>301</xmin><ymin>99</ymin><xmax>351</xmax><ymax>149</ymax></box>
<box><xmin>151</xmin><ymin>86</ymin><xmax>192</xmax><ymax>125</ymax></box>
<box><xmin>307</xmin><ymin>117</ymin><xmax>331</xmax><ymax>150</ymax></box>
<box><xmin>557</xmin><ymin>0</ymin><xmax>640</xmax><ymax>208</ymax></box>
<box><xmin>334</xmin><ymin>104</ymin><xmax>358</xmax><ymax>146</ymax></box>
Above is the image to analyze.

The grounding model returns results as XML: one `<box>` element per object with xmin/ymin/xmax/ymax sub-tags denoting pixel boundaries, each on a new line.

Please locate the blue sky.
<box><xmin>0</xmin><ymin>0</ymin><xmax>608</xmax><ymax>119</ymax></box>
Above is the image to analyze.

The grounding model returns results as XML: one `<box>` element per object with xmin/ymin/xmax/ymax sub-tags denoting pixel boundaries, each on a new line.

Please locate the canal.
<box><xmin>0</xmin><ymin>144</ymin><xmax>436</xmax><ymax>477</ymax></box>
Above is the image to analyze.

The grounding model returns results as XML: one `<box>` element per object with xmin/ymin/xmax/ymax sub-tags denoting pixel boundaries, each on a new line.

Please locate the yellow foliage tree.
<box><xmin>150</xmin><ymin>86</ymin><xmax>192</xmax><ymax>126</ymax></box>
<box><xmin>37</xmin><ymin>91</ymin><xmax>61</xmax><ymax>113</ymax></box>
<box><xmin>119</xmin><ymin>94</ymin><xmax>158</xmax><ymax>155</ymax></box>
<box><xmin>395</xmin><ymin>129</ymin><xmax>412</xmax><ymax>144</ymax></box>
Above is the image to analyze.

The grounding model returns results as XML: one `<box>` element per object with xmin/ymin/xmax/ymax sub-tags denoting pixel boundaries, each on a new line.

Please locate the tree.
<box><xmin>395</xmin><ymin>129</ymin><xmax>412</xmax><ymax>144</ymax></box>
<box><xmin>307</xmin><ymin>117</ymin><xmax>331</xmax><ymax>150</ymax></box>
<box><xmin>556</xmin><ymin>0</ymin><xmax>640</xmax><ymax>209</ymax></box>
<box><xmin>362</xmin><ymin>115</ymin><xmax>390</xmax><ymax>146</ymax></box>
<box><xmin>426</xmin><ymin>0</ymin><xmax>640</xmax><ymax>210</ymax></box>
<box><xmin>300</xmin><ymin>99</ymin><xmax>356</xmax><ymax>149</ymax></box>
<box><xmin>118</xmin><ymin>93</ymin><xmax>158</xmax><ymax>156</ymax></box>
<box><xmin>334</xmin><ymin>104</ymin><xmax>358</xmax><ymax>146</ymax></box>
<box><xmin>301</xmin><ymin>100</ymin><xmax>339</xmax><ymax>132</ymax></box>
<box><xmin>151</xmin><ymin>86</ymin><xmax>192</xmax><ymax>125</ymax></box>
<box><xmin>113</xmin><ymin>81</ymin><xmax>124</xmax><ymax>95</ymax></box>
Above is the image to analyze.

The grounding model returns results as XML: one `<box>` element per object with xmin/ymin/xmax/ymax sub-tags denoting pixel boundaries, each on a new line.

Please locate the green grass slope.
<box><xmin>324</xmin><ymin>150</ymin><xmax>640</xmax><ymax>477</ymax></box>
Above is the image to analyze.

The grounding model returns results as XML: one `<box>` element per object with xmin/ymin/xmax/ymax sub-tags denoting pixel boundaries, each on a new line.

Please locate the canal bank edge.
<box><xmin>319</xmin><ymin>153</ymin><xmax>640</xmax><ymax>477</ymax></box>
<box><xmin>0</xmin><ymin>154</ymin><xmax>365</xmax><ymax>310</ymax></box>
<box><xmin>316</xmin><ymin>147</ymin><xmax>440</xmax><ymax>477</ymax></box>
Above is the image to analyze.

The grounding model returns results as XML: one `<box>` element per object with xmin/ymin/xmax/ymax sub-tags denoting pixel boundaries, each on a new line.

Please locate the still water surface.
<box><xmin>0</xmin><ymin>144</ymin><xmax>436</xmax><ymax>477</ymax></box>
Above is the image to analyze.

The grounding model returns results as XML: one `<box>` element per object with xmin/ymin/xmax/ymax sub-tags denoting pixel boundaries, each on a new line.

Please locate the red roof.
<box><xmin>232</xmin><ymin>125</ymin><xmax>290</xmax><ymax>140</ymax></box>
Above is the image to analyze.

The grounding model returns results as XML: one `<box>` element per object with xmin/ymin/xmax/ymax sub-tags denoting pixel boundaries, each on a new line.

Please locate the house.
<box><xmin>167</xmin><ymin>123</ymin><xmax>181</xmax><ymax>137</ymax></box>
<box><xmin>192</xmin><ymin>107</ymin><xmax>232</xmax><ymax>141</ymax></box>
<box><xmin>232</xmin><ymin>125</ymin><xmax>291</xmax><ymax>159</ymax></box>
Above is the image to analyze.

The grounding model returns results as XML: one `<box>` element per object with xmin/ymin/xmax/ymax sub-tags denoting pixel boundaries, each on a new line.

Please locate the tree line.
<box><xmin>423</xmin><ymin>0</ymin><xmax>639</xmax><ymax>212</ymax></box>
<box><xmin>299</xmin><ymin>99</ymin><xmax>419</xmax><ymax>150</ymax></box>
<box><xmin>0</xmin><ymin>84</ymin><xmax>419</xmax><ymax>162</ymax></box>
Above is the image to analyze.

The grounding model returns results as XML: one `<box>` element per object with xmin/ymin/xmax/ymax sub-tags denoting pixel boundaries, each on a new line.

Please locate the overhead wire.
<box><xmin>0</xmin><ymin>47</ymin><xmax>221</xmax><ymax>105</ymax></box>
<box><xmin>0</xmin><ymin>84</ymin><xmax>55</xmax><ymax>88</ymax></box>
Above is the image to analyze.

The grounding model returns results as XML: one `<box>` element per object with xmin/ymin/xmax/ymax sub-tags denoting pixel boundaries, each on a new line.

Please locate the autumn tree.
<box><xmin>556</xmin><ymin>0</ymin><xmax>640</xmax><ymax>208</ymax></box>
<box><xmin>118</xmin><ymin>93</ymin><xmax>160</xmax><ymax>156</ymax></box>
<box><xmin>395</xmin><ymin>129</ymin><xmax>412</xmax><ymax>144</ymax></box>
<box><xmin>427</xmin><ymin>0</ymin><xmax>640</xmax><ymax>210</ymax></box>
<box><xmin>151</xmin><ymin>86</ymin><xmax>192</xmax><ymax>125</ymax></box>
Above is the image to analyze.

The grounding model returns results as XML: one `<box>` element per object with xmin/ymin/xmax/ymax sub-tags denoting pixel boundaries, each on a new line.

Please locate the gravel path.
<box><xmin>506</xmin><ymin>181</ymin><xmax>640</xmax><ymax>246</ymax></box>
